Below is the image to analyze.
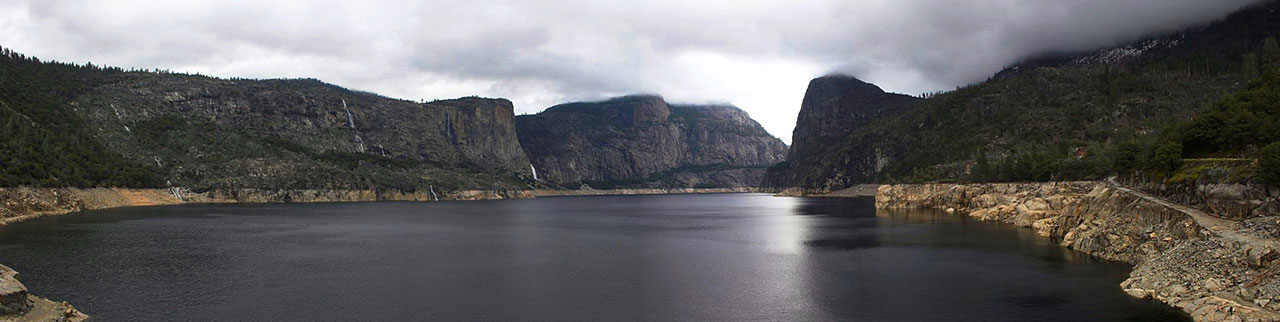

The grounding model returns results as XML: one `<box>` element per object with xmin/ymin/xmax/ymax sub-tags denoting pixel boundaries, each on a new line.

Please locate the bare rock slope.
<box><xmin>516</xmin><ymin>95</ymin><xmax>787</xmax><ymax>189</ymax></box>
<box><xmin>75</xmin><ymin>74</ymin><xmax>534</xmax><ymax>191</ymax></box>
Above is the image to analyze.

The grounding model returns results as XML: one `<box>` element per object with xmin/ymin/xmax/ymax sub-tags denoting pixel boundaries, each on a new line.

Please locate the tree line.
<box><xmin>0</xmin><ymin>45</ymin><xmax>163</xmax><ymax>187</ymax></box>
<box><xmin>960</xmin><ymin>36</ymin><xmax>1280</xmax><ymax>186</ymax></box>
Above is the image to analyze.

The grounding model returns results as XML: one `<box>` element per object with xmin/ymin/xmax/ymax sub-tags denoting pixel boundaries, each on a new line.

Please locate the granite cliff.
<box><xmin>76</xmin><ymin>75</ymin><xmax>535</xmax><ymax>191</ymax></box>
<box><xmin>1</xmin><ymin>50</ymin><xmax>535</xmax><ymax>194</ymax></box>
<box><xmin>764</xmin><ymin>75</ymin><xmax>918</xmax><ymax>191</ymax></box>
<box><xmin>515</xmin><ymin>95</ymin><xmax>787</xmax><ymax>189</ymax></box>
<box><xmin>770</xmin><ymin>0</ymin><xmax>1278</xmax><ymax>190</ymax></box>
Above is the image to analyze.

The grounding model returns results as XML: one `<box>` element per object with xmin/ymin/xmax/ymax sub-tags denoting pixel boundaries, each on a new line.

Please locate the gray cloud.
<box><xmin>0</xmin><ymin>0</ymin><xmax>1263</xmax><ymax>142</ymax></box>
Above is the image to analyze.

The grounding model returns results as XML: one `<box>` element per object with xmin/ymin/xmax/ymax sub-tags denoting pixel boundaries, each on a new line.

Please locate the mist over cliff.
<box><xmin>770</xmin><ymin>0</ymin><xmax>1280</xmax><ymax>191</ymax></box>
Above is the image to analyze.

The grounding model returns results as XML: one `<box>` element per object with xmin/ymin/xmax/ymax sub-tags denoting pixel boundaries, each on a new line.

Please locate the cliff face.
<box><xmin>515</xmin><ymin>95</ymin><xmax>787</xmax><ymax>188</ymax></box>
<box><xmin>72</xmin><ymin>74</ymin><xmax>533</xmax><ymax>191</ymax></box>
<box><xmin>878</xmin><ymin>182</ymin><xmax>1280</xmax><ymax>322</ymax></box>
<box><xmin>773</xmin><ymin>1</ymin><xmax>1277</xmax><ymax>190</ymax></box>
<box><xmin>765</xmin><ymin>75</ymin><xmax>918</xmax><ymax>190</ymax></box>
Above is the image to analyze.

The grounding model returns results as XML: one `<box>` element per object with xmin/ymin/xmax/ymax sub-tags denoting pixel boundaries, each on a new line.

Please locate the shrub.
<box><xmin>1151</xmin><ymin>141</ymin><xmax>1184</xmax><ymax>175</ymax></box>
<box><xmin>1260</xmin><ymin>142</ymin><xmax>1280</xmax><ymax>185</ymax></box>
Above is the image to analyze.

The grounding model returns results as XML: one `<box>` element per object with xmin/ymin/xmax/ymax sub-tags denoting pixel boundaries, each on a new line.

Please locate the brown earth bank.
<box><xmin>0</xmin><ymin>265</ymin><xmax>87</xmax><ymax>322</ymax></box>
<box><xmin>0</xmin><ymin>187</ymin><xmax>532</xmax><ymax>224</ymax></box>
<box><xmin>0</xmin><ymin>186</ymin><xmax>785</xmax><ymax>224</ymax></box>
<box><xmin>875</xmin><ymin>182</ymin><xmax>1280</xmax><ymax>322</ymax></box>
<box><xmin>530</xmin><ymin>187</ymin><xmax>772</xmax><ymax>197</ymax></box>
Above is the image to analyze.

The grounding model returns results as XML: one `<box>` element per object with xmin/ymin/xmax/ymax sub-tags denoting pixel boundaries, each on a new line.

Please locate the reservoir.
<box><xmin>0</xmin><ymin>194</ymin><xmax>1188</xmax><ymax>321</ymax></box>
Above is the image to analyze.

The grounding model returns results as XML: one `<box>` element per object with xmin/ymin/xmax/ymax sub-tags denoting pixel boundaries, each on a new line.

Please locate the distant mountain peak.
<box><xmin>515</xmin><ymin>94</ymin><xmax>788</xmax><ymax>188</ymax></box>
<box><xmin>808</xmin><ymin>74</ymin><xmax>890</xmax><ymax>97</ymax></box>
<box><xmin>606</xmin><ymin>94</ymin><xmax>665</xmax><ymax>102</ymax></box>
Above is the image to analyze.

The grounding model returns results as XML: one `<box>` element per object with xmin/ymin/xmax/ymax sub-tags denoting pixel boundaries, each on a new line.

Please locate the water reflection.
<box><xmin>0</xmin><ymin>194</ymin><xmax>1187</xmax><ymax>322</ymax></box>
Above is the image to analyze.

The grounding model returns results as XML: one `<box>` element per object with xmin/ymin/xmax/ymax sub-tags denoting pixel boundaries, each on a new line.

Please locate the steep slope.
<box><xmin>765</xmin><ymin>75</ymin><xmax>919</xmax><ymax>190</ymax></box>
<box><xmin>515</xmin><ymin>95</ymin><xmax>788</xmax><ymax>189</ymax></box>
<box><xmin>0</xmin><ymin>48</ymin><xmax>534</xmax><ymax>192</ymax></box>
<box><xmin>773</xmin><ymin>0</ymin><xmax>1280</xmax><ymax>190</ymax></box>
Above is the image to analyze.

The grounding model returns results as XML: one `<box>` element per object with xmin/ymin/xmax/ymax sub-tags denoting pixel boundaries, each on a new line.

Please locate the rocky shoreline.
<box><xmin>0</xmin><ymin>187</ymin><xmax>781</xmax><ymax>224</ymax></box>
<box><xmin>875</xmin><ymin>182</ymin><xmax>1280</xmax><ymax>322</ymax></box>
<box><xmin>0</xmin><ymin>186</ymin><xmax>780</xmax><ymax>320</ymax></box>
<box><xmin>774</xmin><ymin>184</ymin><xmax>880</xmax><ymax>198</ymax></box>
<box><xmin>14</xmin><ymin>183</ymin><xmax>1270</xmax><ymax>320</ymax></box>
<box><xmin>530</xmin><ymin>187</ymin><xmax>772</xmax><ymax>197</ymax></box>
<box><xmin>0</xmin><ymin>187</ymin><xmax>533</xmax><ymax>225</ymax></box>
<box><xmin>0</xmin><ymin>265</ymin><xmax>87</xmax><ymax>322</ymax></box>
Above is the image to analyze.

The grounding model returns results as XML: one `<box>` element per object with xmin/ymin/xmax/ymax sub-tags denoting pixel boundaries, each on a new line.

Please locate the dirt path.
<box><xmin>1106</xmin><ymin>179</ymin><xmax>1280</xmax><ymax>250</ymax></box>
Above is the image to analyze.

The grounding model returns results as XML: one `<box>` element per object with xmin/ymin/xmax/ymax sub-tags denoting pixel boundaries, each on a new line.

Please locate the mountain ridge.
<box><xmin>0</xmin><ymin>47</ymin><xmax>537</xmax><ymax>192</ymax></box>
<box><xmin>516</xmin><ymin>95</ymin><xmax>788</xmax><ymax>189</ymax></box>
<box><xmin>770</xmin><ymin>0</ymin><xmax>1279</xmax><ymax>189</ymax></box>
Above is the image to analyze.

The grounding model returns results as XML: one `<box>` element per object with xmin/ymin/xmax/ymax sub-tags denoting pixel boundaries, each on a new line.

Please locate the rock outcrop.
<box><xmin>516</xmin><ymin>95</ymin><xmax>787</xmax><ymax>189</ymax></box>
<box><xmin>72</xmin><ymin>74</ymin><xmax>534</xmax><ymax>191</ymax></box>
<box><xmin>764</xmin><ymin>75</ymin><xmax>918</xmax><ymax>191</ymax></box>
<box><xmin>877</xmin><ymin>182</ymin><xmax>1280</xmax><ymax>322</ymax></box>
<box><xmin>771</xmin><ymin>2</ymin><xmax>1277</xmax><ymax>191</ymax></box>
<box><xmin>1</xmin><ymin>48</ymin><xmax>536</xmax><ymax>192</ymax></box>
<box><xmin>0</xmin><ymin>265</ymin><xmax>87</xmax><ymax>322</ymax></box>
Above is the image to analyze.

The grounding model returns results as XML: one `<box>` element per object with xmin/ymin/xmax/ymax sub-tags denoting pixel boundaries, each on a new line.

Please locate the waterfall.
<box><xmin>530</xmin><ymin>164</ymin><xmax>539</xmax><ymax>181</ymax></box>
<box><xmin>111</xmin><ymin>104</ymin><xmax>131</xmax><ymax>133</ymax></box>
<box><xmin>429</xmin><ymin>185</ymin><xmax>439</xmax><ymax>201</ymax></box>
<box><xmin>342</xmin><ymin>99</ymin><xmax>365</xmax><ymax>153</ymax></box>
<box><xmin>443</xmin><ymin>111</ymin><xmax>456</xmax><ymax>144</ymax></box>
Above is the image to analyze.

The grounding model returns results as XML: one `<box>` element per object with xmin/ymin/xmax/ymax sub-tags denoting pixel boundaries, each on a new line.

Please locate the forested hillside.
<box><xmin>0</xmin><ymin>47</ymin><xmax>161</xmax><ymax>187</ymax></box>
<box><xmin>0</xmin><ymin>45</ymin><xmax>536</xmax><ymax>191</ymax></box>
<box><xmin>770</xmin><ymin>0</ymin><xmax>1280</xmax><ymax>190</ymax></box>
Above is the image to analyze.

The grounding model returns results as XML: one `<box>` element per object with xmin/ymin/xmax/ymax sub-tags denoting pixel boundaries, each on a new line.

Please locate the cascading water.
<box><xmin>110</xmin><ymin>104</ymin><xmax>131</xmax><ymax>133</ymax></box>
<box><xmin>342</xmin><ymin>99</ymin><xmax>366</xmax><ymax>153</ymax></box>
<box><xmin>530</xmin><ymin>164</ymin><xmax>539</xmax><ymax>181</ymax></box>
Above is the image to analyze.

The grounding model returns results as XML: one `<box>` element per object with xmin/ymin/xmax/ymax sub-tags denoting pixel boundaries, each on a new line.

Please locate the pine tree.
<box><xmin>1263</xmin><ymin>37</ymin><xmax>1280</xmax><ymax>69</ymax></box>
<box><xmin>1243</xmin><ymin>53</ymin><xmax>1260</xmax><ymax>79</ymax></box>
<box><xmin>997</xmin><ymin>157</ymin><xmax>1015</xmax><ymax>182</ymax></box>
<box><xmin>1151</xmin><ymin>141</ymin><xmax>1184</xmax><ymax>175</ymax></box>
<box><xmin>1261</xmin><ymin>142</ymin><xmax>1280</xmax><ymax>186</ymax></box>
<box><xmin>972</xmin><ymin>153</ymin><xmax>992</xmax><ymax>182</ymax></box>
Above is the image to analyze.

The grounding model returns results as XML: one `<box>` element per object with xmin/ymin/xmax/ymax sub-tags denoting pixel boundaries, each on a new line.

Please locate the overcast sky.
<box><xmin>0</xmin><ymin>0</ymin><xmax>1263</xmax><ymax>143</ymax></box>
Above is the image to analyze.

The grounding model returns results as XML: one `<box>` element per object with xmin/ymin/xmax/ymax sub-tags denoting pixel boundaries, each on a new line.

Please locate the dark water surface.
<box><xmin>0</xmin><ymin>194</ymin><xmax>1188</xmax><ymax>322</ymax></box>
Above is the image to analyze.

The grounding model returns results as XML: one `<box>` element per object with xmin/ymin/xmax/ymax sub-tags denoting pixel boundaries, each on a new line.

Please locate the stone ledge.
<box><xmin>0</xmin><ymin>265</ymin><xmax>87</xmax><ymax>322</ymax></box>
